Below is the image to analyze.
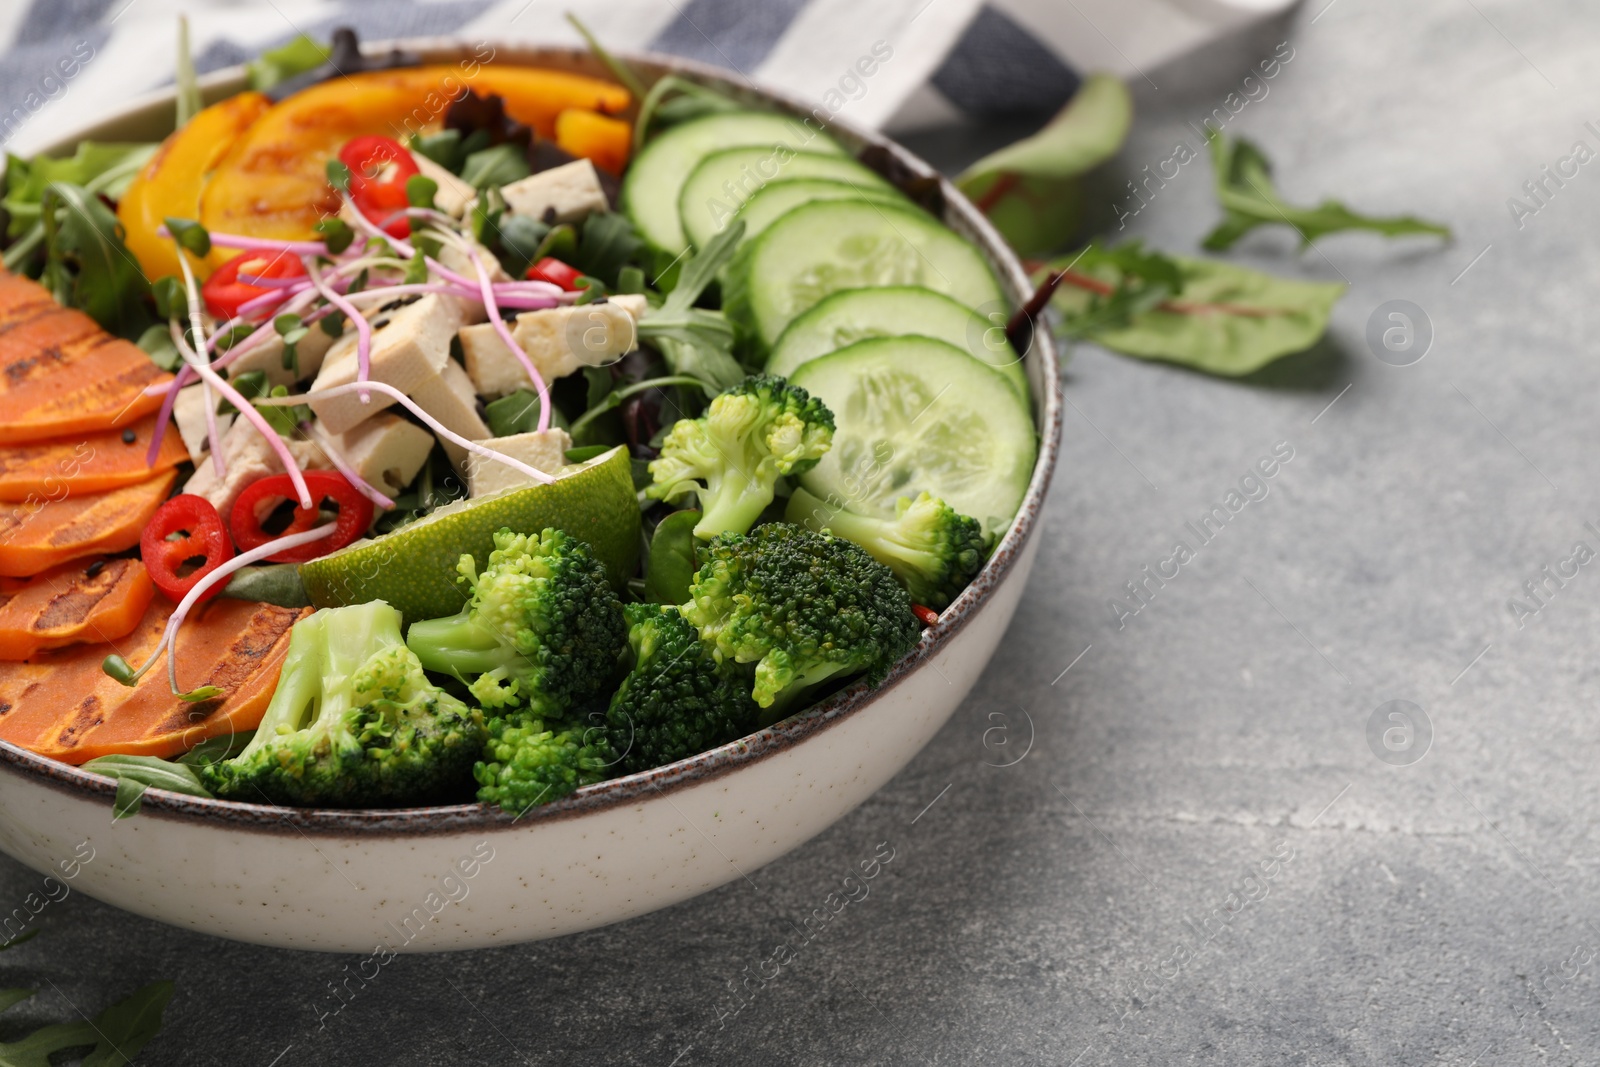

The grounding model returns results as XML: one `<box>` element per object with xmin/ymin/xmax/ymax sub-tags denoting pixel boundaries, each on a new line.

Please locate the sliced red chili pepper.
<box><xmin>141</xmin><ymin>494</ymin><xmax>235</xmax><ymax>603</ymax></box>
<box><xmin>338</xmin><ymin>135</ymin><xmax>420</xmax><ymax>239</ymax></box>
<box><xmin>526</xmin><ymin>256</ymin><xmax>585</xmax><ymax>291</ymax></box>
<box><xmin>230</xmin><ymin>470</ymin><xmax>375</xmax><ymax>564</ymax></box>
<box><xmin>911</xmin><ymin>604</ymin><xmax>939</xmax><ymax>627</ymax></box>
<box><xmin>202</xmin><ymin>250</ymin><xmax>308</xmax><ymax>320</ymax></box>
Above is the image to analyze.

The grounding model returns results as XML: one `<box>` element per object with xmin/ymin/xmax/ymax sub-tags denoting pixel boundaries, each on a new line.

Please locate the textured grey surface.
<box><xmin>6</xmin><ymin>2</ymin><xmax>1600</xmax><ymax>1064</ymax></box>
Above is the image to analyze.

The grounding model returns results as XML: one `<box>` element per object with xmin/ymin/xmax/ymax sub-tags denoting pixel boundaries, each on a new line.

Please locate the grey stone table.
<box><xmin>7</xmin><ymin>2</ymin><xmax>1599</xmax><ymax>1063</ymax></box>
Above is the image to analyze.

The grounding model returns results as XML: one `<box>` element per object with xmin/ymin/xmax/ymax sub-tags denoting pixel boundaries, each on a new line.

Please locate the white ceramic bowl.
<box><xmin>0</xmin><ymin>43</ymin><xmax>1062</xmax><ymax>952</ymax></box>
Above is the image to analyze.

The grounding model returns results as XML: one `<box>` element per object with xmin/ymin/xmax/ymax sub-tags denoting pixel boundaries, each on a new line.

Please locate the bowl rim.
<box><xmin>0</xmin><ymin>41</ymin><xmax>1063</xmax><ymax>836</ymax></box>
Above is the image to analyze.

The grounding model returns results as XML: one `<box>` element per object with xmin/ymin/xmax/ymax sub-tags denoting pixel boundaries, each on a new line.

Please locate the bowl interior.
<box><xmin>0</xmin><ymin>42</ymin><xmax>1063</xmax><ymax>832</ymax></box>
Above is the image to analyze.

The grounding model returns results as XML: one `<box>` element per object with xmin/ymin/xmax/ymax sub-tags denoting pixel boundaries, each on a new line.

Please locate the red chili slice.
<box><xmin>202</xmin><ymin>250</ymin><xmax>308</xmax><ymax>320</ymax></box>
<box><xmin>911</xmin><ymin>604</ymin><xmax>939</xmax><ymax>626</ymax></box>
<box><xmin>338</xmin><ymin>135</ymin><xmax>420</xmax><ymax>239</ymax></box>
<box><xmin>229</xmin><ymin>470</ymin><xmax>375</xmax><ymax>564</ymax></box>
<box><xmin>526</xmin><ymin>257</ymin><xmax>585</xmax><ymax>291</ymax></box>
<box><xmin>141</xmin><ymin>494</ymin><xmax>235</xmax><ymax>603</ymax></box>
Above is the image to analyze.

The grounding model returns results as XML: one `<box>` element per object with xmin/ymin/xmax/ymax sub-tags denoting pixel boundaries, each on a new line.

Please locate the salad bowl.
<box><xmin>0</xmin><ymin>42</ymin><xmax>1061</xmax><ymax>952</ymax></box>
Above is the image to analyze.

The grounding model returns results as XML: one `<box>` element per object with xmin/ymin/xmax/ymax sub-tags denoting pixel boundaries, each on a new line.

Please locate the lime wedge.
<box><xmin>298</xmin><ymin>446</ymin><xmax>640</xmax><ymax>624</ymax></box>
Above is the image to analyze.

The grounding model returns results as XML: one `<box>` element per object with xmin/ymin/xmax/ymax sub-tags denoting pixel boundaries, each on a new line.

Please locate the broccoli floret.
<box><xmin>683</xmin><ymin>523</ymin><xmax>921</xmax><ymax>719</ymax></box>
<box><xmin>405</xmin><ymin>528</ymin><xmax>627</xmax><ymax>716</ymax></box>
<box><xmin>474</xmin><ymin>715</ymin><xmax>614</xmax><ymax>815</ymax></box>
<box><xmin>786</xmin><ymin>488</ymin><xmax>991</xmax><ymax>609</ymax></box>
<box><xmin>646</xmin><ymin>374</ymin><xmax>834</xmax><ymax>539</ymax></box>
<box><xmin>604</xmin><ymin>602</ymin><xmax>759</xmax><ymax>774</ymax></box>
<box><xmin>201</xmin><ymin>600</ymin><xmax>485</xmax><ymax>808</ymax></box>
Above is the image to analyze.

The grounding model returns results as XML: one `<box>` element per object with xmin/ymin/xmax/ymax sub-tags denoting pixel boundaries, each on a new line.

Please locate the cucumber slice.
<box><xmin>791</xmin><ymin>336</ymin><xmax>1036</xmax><ymax>532</ymax></box>
<box><xmin>725</xmin><ymin>200</ymin><xmax>1004</xmax><ymax>353</ymax></box>
<box><xmin>620</xmin><ymin>111</ymin><xmax>845</xmax><ymax>259</ymax></box>
<box><xmin>680</xmin><ymin>152</ymin><xmax>894</xmax><ymax>249</ymax></box>
<box><xmin>768</xmin><ymin>286</ymin><xmax>1028</xmax><ymax>400</ymax></box>
<box><xmin>730</xmin><ymin>178</ymin><xmax>905</xmax><ymax>248</ymax></box>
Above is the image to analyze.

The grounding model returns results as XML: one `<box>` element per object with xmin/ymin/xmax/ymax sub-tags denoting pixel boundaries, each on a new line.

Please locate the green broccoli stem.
<box><xmin>694</xmin><ymin>467</ymin><xmax>774</xmax><ymax>540</ymax></box>
<box><xmin>755</xmin><ymin>659</ymin><xmax>857</xmax><ymax>726</ymax></box>
<box><xmin>406</xmin><ymin>612</ymin><xmax>521</xmax><ymax>679</ymax></box>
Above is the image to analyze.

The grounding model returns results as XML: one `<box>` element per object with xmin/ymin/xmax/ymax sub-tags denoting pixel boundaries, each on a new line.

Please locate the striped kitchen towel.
<box><xmin>0</xmin><ymin>0</ymin><xmax>1296</xmax><ymax>155</ymax></box>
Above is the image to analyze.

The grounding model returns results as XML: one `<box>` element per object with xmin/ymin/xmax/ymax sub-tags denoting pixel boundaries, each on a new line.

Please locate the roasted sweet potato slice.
<box><xmin>0</xmin><ymin>469</ymin><xmax>176</xmax><ymax>577</ymax></box>
<box><xmin>0</xmin><ymin>413</ymin><xmax>186</xmax><ymax>502</ymax></box>
<box><xmin>0</xmin><ymin>557</ymin><xmax>154</xmax><ymax>660</ymax></box>
<box><xmin>0</xmin><ymin>272</ymin><xmax>171</xmax><ymax>444</ymax></box>
<box><xmin>0</xmin><ymin>598</ymin><xmax>307</xmax><ymax>764</ymax></box>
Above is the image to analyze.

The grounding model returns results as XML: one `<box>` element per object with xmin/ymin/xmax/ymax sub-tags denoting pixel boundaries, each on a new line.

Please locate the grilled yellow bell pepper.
<box><xmin>198</xmin><ymin>66</ymin><xmax>630</xmax><ymax>254</ymax></box>
<box><xmin>116</xmin><ymin>91</ymin><xmax>273</xmax><ymax>282</ymax></box>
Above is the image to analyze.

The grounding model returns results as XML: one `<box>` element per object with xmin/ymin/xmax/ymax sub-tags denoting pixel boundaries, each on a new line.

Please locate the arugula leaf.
<box><xmin>3</xmin><ymin>143</ymin><xmax>155</xmax><ymax>238</ymax></box>
<box><xmin>1203</xmin><ymin>132</ymin><xmax>1451</xmax><ymax>251</ymax></box>
<box><xmin>485</xmin><ymin>389</ymin><xmax>546</xmax><ymax>437</ymax></box>
<box><xmin>1044</xmin><ymin>244</ymin><xmax>1346</xmax><ymax>376</ymax></box>
<box><xmin>175</xmin><ymin>730</ymin><xmax>256</xmax><ymax>766</ymax></box>
<box><xmin>82</xmin><ymin>754</ymin><xmax>212</xmax><ymax>820</ymax></box>
<box><xmin>645</xmin><ymin>509</ymin><xmax>701</xmax><ymax>605</ymax></box>
<box><xmin>955</xmin><ymin>74</ymin><xmax>1132</xmax><ymax>256</ymax></box>
<box><xmin>633</xmin><ymin>75</ymin><xmax>741</xmax><ymax>152</ymax></box>
<box><xmin>570</xmin><ymin>212</ymin><xmax>643</xmax><ymax>287</ymax></box>
<box><xmin>637</xmin><ymin>222</ymin><xmax>747</xmax><ymax>390</ymax></box>
<box><xmin>38</xmin><ymin>182</ymin><xmax>151</xmax><ymax>339</ymax></box>
<box><xmin>565</xmin><ymin>13</ymin><xmax>647</xmax><ymax>100</ymax></box>
<box><xmin>411</xmin><ymin>129</ymin><xmax>466</xmax><ymax>174</ymax></box>
<box><xmin>460</xmin><ymin>143</ymin><xmax>531</xmax><ymax>190</ymax></box>
<box><xmin>247</xmin><ymin>34</ymin><xmax>332</xmax><ymax>92</ymax></box>
<box><xmin>175</xmin><ymin>16</ymin><xmax>201</xmax><ymax>129</ymax></box>
<box><xmin>80</xmin><ymin>980</ymin><xmax>175</xmax><ymax>1067</ymax></box>
<box><xmin>489</xmin><ymin>213</ymin><xmax>549</xmax><ymax>278</ymax></box>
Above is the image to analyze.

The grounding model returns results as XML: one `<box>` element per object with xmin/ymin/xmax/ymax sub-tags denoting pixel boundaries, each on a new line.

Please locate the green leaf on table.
<box><xmin>955</xmin><ymin>73</ymin><xmax>1132</xmax><ymax>256</ymax></box>
<box><xmin>1202</xmin><ymin>131</ymin><xmax>1451</xmax><ymax>251</ymax></box>
<box><xmin>39</xmin><ymin>182</ymin><xmax>151</xmax><ymax>339</ymax></box>
<box><xmin>461</xmin><ymin>143</ymin><xmax>531</xmax><ymax>190</ymax></box>
<box><xmin>80</xmin><ymin>980</ymin><xmax>175</xmax><ymax>1067</ymax></box>
<box><xmin>247</xmin><ymin>34</ymin><xmax>332</xmax><ymax>92</ymax></box>
<box><xmin>1044</xmin><ymin>245</ymin><xmax>1346</xmax><ymax>376</ymax></box>
<box><xmin>0</xmin><ymin>930</ymin><xmax>38</xmax><ymax>953</ymax></box>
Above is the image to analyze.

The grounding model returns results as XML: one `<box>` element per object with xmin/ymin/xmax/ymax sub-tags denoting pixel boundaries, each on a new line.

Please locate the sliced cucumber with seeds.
<box><xmin>680</xmin><ymin>152</ymin><xmax>895</xmax><ymax>249</ymax></box>
<box><xmin>729</xmin><ymin>178</ymin><xmax>905</xmax><ymax>249</ymax></box>
<box><xmin>725</xmin><ymin>199</ymin><xmax>1004</xmax><ymax>353</ymax></box>
<box><xmin>790</xmin><ymin>336</ymin><xmax>1036</xmax><ymax>533</ymax></box>
<box><xmin>620</xmin><ymin>111</ymin><xmax>845</xmax><ymax>259</ymax></box>
<box><xmin>768</xmin><ymin>286</ymin><xmax>1028</xmax><ymax>400</ymax></box>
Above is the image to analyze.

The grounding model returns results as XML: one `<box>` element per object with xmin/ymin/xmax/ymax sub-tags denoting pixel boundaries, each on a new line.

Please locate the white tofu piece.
<box><xmin>183</xmin><ymin>420</ymin><xmax>330</xmax><ymax>522</ymax></box>
<box><xmin>467</xmin><ymin>428</ymin><xmax>574</xmax><ymax>497</ymax></box>
<box><xmin>410</xmin><ymin>152</ymin><xmax>476</xmax><ymax>218</ymax></box>
<box><xmin>329</xmin><ymin>413</ymin><xmax>435</xmax><ymax>497</ymax></box>
<box><xmin>308</xmin><ymin>293</ymin><xmax>463</xmax><ymax>434</ymax></box>
<box><xmin>413</xmin><ymin>357</ymin><xmax>489</xmax><ymax>469</ymax></box>
<box><xmin>432</xmin><ymin>240</ymin><xmax>509</xmax><ymax>327</ymax></box>
<box><xmin>500</xmin><ymin>159</ymin><xmax>609</xmax><ymax>223</ymax></box>
<box><xmin>223</xmin><ymin>322</ymin><xmax>337</xmax><ymax>387</ymax></box>
<box><xmin>459</xmin><ymin>295</ymin><xmax>647</xmax><ymax>398</ymax></box>
<box><xmin>172</xmin><ymin>384</ymin><xmax>235</xmax><ymax>464</ymax></box>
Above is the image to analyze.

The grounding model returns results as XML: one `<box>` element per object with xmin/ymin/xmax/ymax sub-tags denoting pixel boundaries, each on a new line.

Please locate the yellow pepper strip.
<box><xmin>199</xmin><ymin>66</ymin><xmax>630</xmax><ymax>253</ymax></box>
<box><xmin>117</xmin><ymin>91</ymin><xmax>273</xmax><ymax>282</ymax></box>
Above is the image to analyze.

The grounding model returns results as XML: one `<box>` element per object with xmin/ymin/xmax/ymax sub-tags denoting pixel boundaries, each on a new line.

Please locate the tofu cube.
<box><xmin>172</xmin><ymin>384</ymin><xmax>235</xmax><ymax>463</ymax></box>
<box><xmin>500</xmin><ymin>159</ymin><xmax>609</xmax><ymax>223</ymax></box>
<box><xmin>308</xmin><ymin>293</ymin><xmax>462</xmax><ymax>434</ymax></box>
<box><xmin>412</xmin><ymin>357</ymin><xmax>490</xmax><ymax>470</ymax></box>
<box><xmin>329</xmin><ymin>413</ymin><xmax>435</xmax><ymax>497</ymax></box>
<box><xmin>459</xmin><ymin>294</ymin><xmax>646</xmax><ymax>398</ymax></box>
<box><xmin>433</xmin><ymin>239</ymin><xmax>510</xmax><ymax>327</ymax></box>
<box><xmin>467</xmin><ymin>428</ymin><xmax>574</xmax><ymax>497</ymax></box>
<box><xmin>411</xmin><ymin>151</ymin><xmax>476</xmax><ymax>218</ymax></box>
<box><xmin>223</xmin><ymin>321</ymin><xmax>337</xmax><ymax>387</ymax></box>
<box><xmin>183</xmin><ymin>420</ymin><xmax>330</xmax><ymax>522</ymax></box>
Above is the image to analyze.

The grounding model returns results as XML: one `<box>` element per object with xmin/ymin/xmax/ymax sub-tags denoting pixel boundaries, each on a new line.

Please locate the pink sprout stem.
<box><xmin>306</xmin><ymin>259</ymin><xmax>373</xmax><ymax>405</ymax></box>
<box><xmin>463</xmin><ymin>243</ymin><xmax>551</xmax><ymax>433</ymax></box>
<box><xmin>302</xmin><ymin>420</ymin><xmax>396</xmax><ymax>510</ymax></box>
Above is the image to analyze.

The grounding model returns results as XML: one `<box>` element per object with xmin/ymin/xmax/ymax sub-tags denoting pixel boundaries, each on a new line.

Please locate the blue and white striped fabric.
<box><xmin>0</xmin><ymin>0</ymin><xmax>1295</xmax><ymax>156</ymax></box>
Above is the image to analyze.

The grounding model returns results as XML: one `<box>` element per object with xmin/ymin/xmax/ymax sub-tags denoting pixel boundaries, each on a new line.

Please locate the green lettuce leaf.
<box><xmin>1047</xmin><ymin>245</ymin><xmax>1345</xmax><ymax>376</ymax></box>
<box><xmin>3</xmin><ymin>143</ymin><xmax>155</xmax><ymax>237</ymax></box>
<box><xmin>956</xmin><ymin>74</ymin><xmax>1132</xmax><ymax>255</ymax></box>
<box><xmin>247</xmin><ymin>34</ymin><xmax>332</xmax><ymax>91</ymax></box>
<box><xmin>1203</xmin><ymin>132</ymin><xmax>1450</xmax><ymax>251</ymax></box>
